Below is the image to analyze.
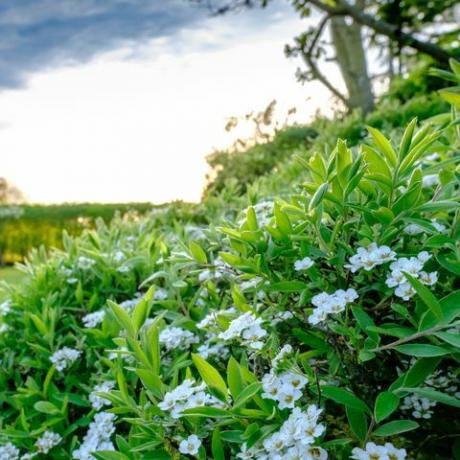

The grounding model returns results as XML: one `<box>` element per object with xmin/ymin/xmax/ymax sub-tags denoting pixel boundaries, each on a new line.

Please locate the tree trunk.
<box><xmin>330</xmin><ymin>15</ymin><xmax>374</xmax><ymax>114</ymax></box>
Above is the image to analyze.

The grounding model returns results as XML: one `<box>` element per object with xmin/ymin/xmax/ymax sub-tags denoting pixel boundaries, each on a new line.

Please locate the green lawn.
<box><xmin>0</xmin><ymin>266</ymin><xmax>25</xmax><ymax>300</ymax></box>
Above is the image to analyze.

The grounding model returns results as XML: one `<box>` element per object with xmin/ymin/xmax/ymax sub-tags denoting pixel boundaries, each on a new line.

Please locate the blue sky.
<box><xmin>0</xmin><ymin>0</ymin><xmax>339</xmax><ymax>203</ymax></box>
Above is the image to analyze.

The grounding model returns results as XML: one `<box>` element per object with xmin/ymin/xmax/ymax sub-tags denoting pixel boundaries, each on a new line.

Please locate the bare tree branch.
<box><xmin>299</xmin><ymin>15</ymin><xmax>349</xmax><ymax>107</ymax></box>
<box><xmin>300</xmin><ymin>0</ymin><xmax>456</xmax><ymax>64</ymax></box>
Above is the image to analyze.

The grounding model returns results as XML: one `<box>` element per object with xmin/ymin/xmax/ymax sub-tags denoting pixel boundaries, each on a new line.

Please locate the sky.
<box><xmin>0</xmin><ymin>0</ymin><xmax>340</xmax><ymax>204</ymax></box>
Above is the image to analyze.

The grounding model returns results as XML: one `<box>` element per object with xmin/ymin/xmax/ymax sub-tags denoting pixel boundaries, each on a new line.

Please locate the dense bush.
<box><xmin>0</xmin><ymin>62</ymin><xmax>459</xmax><ymax>460</ymax></box>
<box><xmin>204</xmin><ymin>126</ymin><xmax>318</xmax><ymax>198</ymax></box>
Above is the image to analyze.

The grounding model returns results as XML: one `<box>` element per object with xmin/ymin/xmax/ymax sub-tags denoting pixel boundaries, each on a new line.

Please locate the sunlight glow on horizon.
<box><xmin>0</xmin><ymin>10</ymin><xmax>339</xmax><ymax>204</ymax></box>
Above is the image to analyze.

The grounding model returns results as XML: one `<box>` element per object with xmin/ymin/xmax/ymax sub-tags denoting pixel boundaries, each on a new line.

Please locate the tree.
<box><xmin>0</xmin><ymin>178</ymin><xmax>24</xmax><ymax>204</ymax></box>
<box><xmin>193</xmin><ymin>0</ymin><xmax>459</xmax><ymax>114</ymax></box>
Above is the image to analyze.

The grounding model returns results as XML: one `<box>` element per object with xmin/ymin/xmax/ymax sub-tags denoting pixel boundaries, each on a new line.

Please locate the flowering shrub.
<box><xmin>0</xmin><ymin>62</ymin><xmax>460</xmax><ymax>459</ymax></box>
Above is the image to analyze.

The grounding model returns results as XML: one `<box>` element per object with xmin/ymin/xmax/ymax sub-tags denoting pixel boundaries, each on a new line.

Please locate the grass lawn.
<box><xmin>0</xmin><ymin>266</ymin><xmax>25</xmax><ymax>300</ymax></box>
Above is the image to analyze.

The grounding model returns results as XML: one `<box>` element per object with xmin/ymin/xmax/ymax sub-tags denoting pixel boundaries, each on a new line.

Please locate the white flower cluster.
<box><xmin>77</xmin><ymin>256</ymin><xmax>96</xmax><ymax>270</ymax></box>
<box><xmin>261</xmin><ymin>369</ymin><xmax>308</xmax><ymax>409</ymax></box>
<box><xmin>422</xmin><ymin>173</ymin><xmax>440</xmax><ymax>188</ymax></box>
<box><xmin>351</xmin><ymin>442</ymin><xmax>406</xmax><ymax>460</ymax></box>
<box><xmin>401</xmin><ymin>369</ymin><xmax>460</xmax><ymax>419</ymax></box>
<box><xmin>50</xmin><ymin>347</ymin><xmax>81</xmax><ymax>371</ymax></box>
<box><xmin>197</xmin><ymin>336</ymin><xmax>230</xmax><ymax>360</ymax></box>
<box><xmin>345</xmin><ymin>244</ymin><xmax>396</xmax><ymax>272</ymax></box>
<box><xmin>196</xmin><ymin>308</ymin><xmax>236</xmax><ymax>329</ymax></box>
<box><xmin>35</xmin><ymin>431</ymin><xmax>62</xmax><ymax>454</ymax></box>
<box><xmin>82</xmin><ymin>310</ymin><xmax>105</xmax><ymax>328</ymax></box>
<box><xmin>401</xmin><ymin>394</ymin><xmax>436</xmax><ymax>419</ymax></box>
<box><xmin>294</xmin><ymin>257</ymin><xmax>314</xmax><ymax>271</ymax></box>
<box><xmin>404</xmin><ymin>219</ymin><xmax>446</xmax><ymax>235</ymax></box>
<box><xmin>119</xmin><ymin>296</ymin><xmax>141</xmax><ymax>313</ymax></box>
<box><xmin>0</xmin><ymin>442</ymin><xmax>19</xmax><ymax>460</ymax></box>
<box><xmin>237</xmin><ymin>406</ymin><xmax>326</xmax><ymax>460</ymax></box>
<box><xmin>239</xmin><ymin>276</ymin><xmax>263</xmax><ymax>291</ymax></box>
<box><xmin>271</xmin><ymin>311</ymin><xmax>294</xmax><ymax>326</ymax></box>
<box><xmin>218</xmin><ymin>312</ymin><xmax>267</xmax><ymax>350</ymax></box>
<box><xmin>158</xmin><ymin>379</ymin><xmax>223</xmax><ymax>419</ymax></box>
<box><xmin>385</xmin><ymin>251</ymin><xmax>436</xmax><ymax>300</ymax></box>
<box><xmin>239</xmin><ymin>200</ymin><xmax>274</xmax><ymax>227</ymax></box>
<box><xmin>89</xmin><ymin>381</ymin><xmax>115</xmax><ymax>410</ymax></box>
<box><xmin>0</xmin><ymin>300</ymin><xmax>11</xmax><ymax>316</ymax></box>
<box><xmin>308</xmin><ymin>289</ymin><xmax>358</xmax><ymax>325</ymax></box>
<box><xmin>179</xmin><ymin>434</ymin><xmax>202</xmax><ymax>456</ymax></box>
<box><xmin>72</xmin><ymin>412</ymin><xmax>116</xmax><ymax>460</ymax></box>
<box><xmin>159</xmin><ymin>326</ymin><xmax>199</xmax><ymax>351</ymax></box>
<box><xmin>153</xmin><ymin>287</ymin><xmax>168</xmax><ymax>301</ymax></box>
<box><xmin>199</xmin><ymin>258</ymin><xmax>233</xmax><ymax>283</ymax></box>
<box><xmin>272</xmin><ymin>344</ymin><xmax>293</xmax><ymax>369</ymax></box>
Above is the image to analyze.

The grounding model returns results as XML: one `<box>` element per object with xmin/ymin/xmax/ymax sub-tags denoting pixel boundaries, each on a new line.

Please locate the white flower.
<box><xmin>384</xmin><ymin>443</ymin><xmax>407</xmax><ymax>460</ymax></box>
<box><xmin>113</xmin><ymin>250</ymin><xmax>125</xmax><ymax>262</ymax></box>
<box><xmin>72</xmin><ymin>412</ymin><xmax>116</xmax><ymax>460</ymax></box>
<box><xmin>308</xmin><ymin>288</ymin><xmax>357</xmax><ymax>325</ymax></box>
<box><xmin>119</xmin><ymin>296</ymin><xmax>141</xmax><ymax>313</ymax></box>
<box><xmin>0</xmin><ymin>442</ymin><xmax>20</xmax><ymax>460</ymax></box>
<box><xmin>345</xmin><ymin>244</ymin><xmax>396</xmax><ymax>272</ymax></box>
<box><xmin>240</xmin><ymin>277</ymin><xmax>263</xmax><ymax>291</ymax></box>
<box><xmin>50</xmin><ymin>347</ymin><xmax>81</xmax><ymax>371</ymax></box>
<box><xmin>261</xmin><ymin>369</ymin><xmax>308</xmax><ymax>409</ymax></box>
<box><xmin>386</xmin><ymin>251</ymin><xmax>436</xmax><ymax>300</ymax></box>
<box><xmin>116</xmin><ymin>265</ymin><xmax>131</xmax><ymax>274</ymax></box>
<box><xmin>218</xmin><ymin>312</ymin><xmax>267</xmax><ymax>350</ymax></box>
<box><xmin>0</xmin><ymin>300</ymin><xmax>11</xmax><ymax>316</ymax></box>
<box><xmin>179</xmin><ymin>435</ymin><xmax>201</xmax><ymax>456</ymax></box>
<box><xmin>76</xmin><ymin>256</ymin><xmax>96</xmax><ymax>270</ymax></box>
<box><xmin>294</xmin><ymin>257</ymin><xmax>314</xmax><ymax>271</ymax></box>
<box><xmin>35</xmin><ymin>431</ymin><xmax>61</xmax><ymax>454</ymax></box>
<box><xmin>272</xmin><ymin>344</ymin><xmax>293</xmax><ymax>369</ymax></box>
<box><xmin>89</xmin><ymin>381</ymin><xmax>115</xmax><ymax>410</ymax></box>
<box><xmin>158</xmin><ymin>379</ymin><xmax>216</xmax><ymax>419</ymax></box>
<box><xmin>418</xmin><ymin>271</ymin><xmax>438</xmax><ymax>286</ymax></box>
<box><xmin>422</xmin><ymin>173</ymin><xmax>440</xmax><ymax>188</ymax></box>
<box><xmin>153</xmin><ymin>288</ymin><xmax>168</xmax><ymax>300</ymax></box>
<box><xmin>351</xmin><ymin>442</ymin><xmax>389</xmax><ymax>460</ymax></box>
<box><xmin>82</xmin><ymin>310</ymin><xmax>105</xmax><ymax>328</ymax></box>
<box><xmin>159</xmin><ymin>326</ymin><xmax>199</xmax><ymax>351</ymax></box>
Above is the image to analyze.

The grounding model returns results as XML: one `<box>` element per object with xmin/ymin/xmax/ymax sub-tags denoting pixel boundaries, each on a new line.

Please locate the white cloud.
<box><xmin>0</xmin><ymin>8</ymin><xmax>340</xmax><ymax>203</ymax></box>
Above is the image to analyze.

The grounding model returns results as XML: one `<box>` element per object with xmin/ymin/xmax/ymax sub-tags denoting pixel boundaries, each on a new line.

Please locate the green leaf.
<box><xmin>189</xmin><ymin>241</ymin><xmax>208</xmax><ymax>264</ymax></box>
<box><xmin>212</xmin><ymin>429</ymin><xmax>225</xmax><ymax>460</ymax></box>
<box><xmin>395</xmin><ymin>344</ymin><xmax>450</xmax><ymax>357</ymax></box>
<box><xmin>182</xmin><ymin>406</ymin><xmax>231</xmax><ymax>418</ymax></box>
<box><xmin>321</xmin><ymin>386</ymin><xmax>369</xmax><ymax>413</ymax></box>
<box><xmin>439</xmin><ymin>88</ymin><xmax>460</xmax><ymax>109</ymax></box>
<box><xmin>399</xmin><ymin>118</ymin><xmax>417</xmax><ymax>159</ymax></box>
<box><xmin>34</xmin><ymin>401</ymin><xmax>60</xmax><ymax>415</ymax></box>
<box><xmin>309</xmin><ymin>183</ymin><xmax>329</xmax><ymax>211</ymax></box>
<box><xmin>367</xmin><ymin>126</ymin><xmax>397</xmax><ymax>167</ymax></box>
<box><xmin>437</xmin><ymin>253</ymin><xmax>460</xmax><ymax>276</ymax></box>
<box><xmin>192</xmin><ymin>354</ymin><xmax>228</xmax><ymax>400</ymax></box>
<box><xmin>92</xmin><ymin>452</ymin><xmax>130</xmax><ymax>460</ymax></box>
<box><xmin>415</xmin><ymin>200</ymin><xmax>460</xmax><ymax>213</ymax></box>
<box><xmin>108</xmin><ymin>300</ymin><xmax>135</xmax><ymax>337</ymax></box>
<box><xmin>434</xmin><ymin>331</ymin><xmax>460</xmax><ymax>347</ymax></box>
<box><xmin>346</xmin><ymin>407</ymin><xmax>368</xmax><ymax>442</ymax></box>
<box><xmin>233</xmin><ymin>383</ymin><xmax>262</xmax><ymax>409</ymax></box>
<box><xmin>374</xmin><ymin>392</ymin><xmax>399</xmax><ymax>423</ymax></box>
<box><xmin>373</xmin><ymin>420</ymin><xmax>418</xmax><ymax>437</ymax></box>
<box><xmin>362</xmin><ymin>145</ymin><xmax>391</xmax><ymax>178</ymax></box>
<box><xmin>397</xmin><ymin>387</ymin><xmax>460</xmax><ymax>408</ymax></box>
<box><xmin>274</xmin><ymin>202</ymin><xmax>292</xmax><ymax>236</ymax></box>
<box><xmin>404</xmin><ymin>273</ymin><xmax>443</xmax><ymax>320</ymax></box>
<box><xmin>227</xmin><ymin>357</ymin><xmax>244</xmax><ymax>399</ymax></box>
<box><xmin>267</xmin><ymin>281</ymin><xmax>308</xmax><ymax>293</ymax></box>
